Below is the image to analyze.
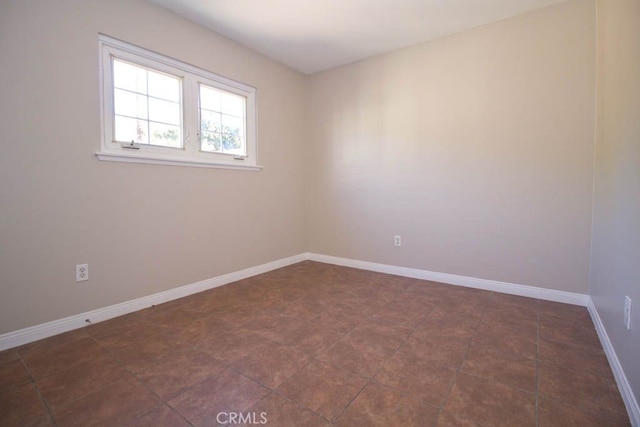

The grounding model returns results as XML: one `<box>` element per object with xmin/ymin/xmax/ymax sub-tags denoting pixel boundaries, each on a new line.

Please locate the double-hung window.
<box><xmin>98</xmin><ymin>34</ymin><xmax>259</xmax><ymax>170</ymax></box>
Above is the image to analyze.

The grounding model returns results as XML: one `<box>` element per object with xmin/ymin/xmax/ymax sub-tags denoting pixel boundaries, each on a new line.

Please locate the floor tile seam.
<box><xmin>125</xmin><ymin>402</ymin><xmax>195</xmax><ymax>427</ymax></box>
<box><xmin>535</xmin><ymin>358</ymin><xmax>617</xmax><ymax>381</ymax></box>
<box><xmin>455</xmin><ymin>360</ymin><xmax>537</xmax><ymax>392</ymax></box>
<box><xmin>435</xmin><ymin>321</ymin><xmax>478</xmax><ymax>422</ymax></box>
<box><xmin>436</xmin><ymin>297</ymin><xmax>494</xmax><ymax>420</ymax></box>
<box><xmin>465</xmin><ymin>339</ymin><xmax>537</xmax><ymax>365</ymax></box>
<box><xmin>535</xmin><ymin>335</ymin><xmax>605</xmax><ymax>354</ymax></box>
<box><xmin>229</xmin><ymin>355</ymin><xmax>313</xmax><ymax>391</ymax></box>
<box><xmin>18</xmin><ymin>331</ymin><xmax>102</xmax><ymax>381</ymax></box>
<box><xmin>37</xmin><ymin>367</ymin><xmax>134</xmax><ymax>413</ymax></box>
<box><xmin>28</xmin><ymin>376</ymin><xmax>57</xmax><ymax>426</ymax></box>
<box><xmin>247</xmin><ymin>389</ymin><xmax>333</xmax><ymax>425</ymax></box>
<box><xmin>328</xmin><ymin>375</ymin><xmax>372</xmax><ymax>423</ymax></box>
<box><xmin>537</xmin><ymin>395</ymin><xmax>631</xmax><ymax>419</ymax></box>
<box><xmin>40</xmin><ymin>355</ymin><xmax>158</xmax><ymax>421</ymax></box>
<box><xmin>366</xmin><ymin>375</ymin><xmax>451</xmax><ymax>410</ymax></box>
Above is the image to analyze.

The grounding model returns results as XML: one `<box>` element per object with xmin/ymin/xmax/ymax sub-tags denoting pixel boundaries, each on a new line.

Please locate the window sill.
<box><xmin>96</xmin><ymin>151</ymin><xmax>262</xmax><ymax>171</ymax></box>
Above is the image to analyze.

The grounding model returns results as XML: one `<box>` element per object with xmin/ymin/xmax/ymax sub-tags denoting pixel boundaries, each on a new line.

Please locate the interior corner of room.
<box><xmin>0</xmin><ymin>0</ymin><xmax>638</xmax><ymax>424</ymax></box>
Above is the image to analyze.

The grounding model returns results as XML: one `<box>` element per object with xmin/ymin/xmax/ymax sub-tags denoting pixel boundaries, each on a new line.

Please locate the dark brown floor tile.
<box><xmin>241</xmin><ymin>314</ymin><xmax>305</xmax><ymax>344</ymax></box>
<box><xmin>88</xmin><ymin>318</ymin><xmax>169</xmax><ymax>351</ymax></box>
<box><xmin>125</xmin><ymin>404</ymin><xmax>190</xmax><ymax>426</ymax></box>
<box><xmin>241</xmin><ymin>393</ymin><xmax>330</xmax><ymax>427</ymax></box>
<box><xmin>538</xmin><ymin>338</ymin><xmax>613</xmax><ymax>380</ymax></box>
<box><xmin>335</xmin><ymin>382</ymin><xmax>439</xmax><ymax>427</ymax></box>
<box><xmin>472</xmin><ymin>322</ymin><xmax>537</xmax><ymax>360</ymax></box>
<box><xmin>282</xmin><ymin>320</ymin><xmax>347</xmax><ymax>356</ymax></box>
<box><xmin>0</xmin><ymin>350</ymin><xmax>21</xmax><ymax>365</ymax></box>
<box><xmin>197</xmin><ymin>328</ymin><xmax>272</xmax><ymax>365</ymax></box>
<box><xmin>538</xmin><ymin>300</ymin><xmax>587</xmax><ymax>316</ymax></box>
<box><xmin>175</xmin><ymin>315</ymin><xmax>236</xmax><ymax>346</ymax></box>
<box><xmin>111</xmin><ymin>334</ymin><xmax>186</xmax><ymax>374</ymax></box>
<box><xmin>481</xmin><ymin>305</ymin><xmax>538</xmax><ymax>335</ymax></box>
<box><xmin>213</xmin><ymin>302</ymin><xmax>273</xmax><ymax>324</ymax></box>
<box><xmin>0</xmin><ymin>383</ymin><xmax>49</xmax><ymax>427</ymax></box>
<box><xmin>373</xmin><ymin>346</ymin><xmax>456</xmax><ymax>406</ymax></box>
<box><xmin>276</xmin><ymin>360</ymin><xmax>367</xmax><ymax>421</ymax></box>
<box><xmin>168</xmin><ymin>368</ymin><xmax>269</xmax><ymax>427</ymax></box>
<box><xmin>232</xmin><ymin>341</ymin><xmax>311</xmax><ymax>388</ymax></box>
<box><xmin>444</xmin><ymin>373</ymin><xmax>535</xmax><ymax>427</ymax></box>
<box><xmin>418</xmin><ymin>309</ymin><xmax>480</xmax><ymax>341</ymax></box>
<box><xmin>317</xmin><ymin>335</ymin><xmax>396</xmax><ymax>378</ymax></box>
<box><xmin>0</xmin><ymin>359</ymin><xmax>31</xmax><ymax>393</ymax></box>
<box><xmin>538</xmin><ymin>398</ymin><xmax>631</xmax><ymax>427</ymax></box>
<box><xmin>369</xmin><ymin>299</ymin><xmax>434</xmax><ymax>328</ymax></box>
<box><xmin>142</xmin><ymin>305</ymin><xmax>210</xmax><ymax>333</ymax></box>
<box><xmin>311</xmin><ymin>311</ymin><xmax>362</xmax><ymax>334</ymax></box>
<box><xmin>435</xmin><ymin>410</ymin><xmax>467</xmax><ymax>426</ymax></box>
<box><xmin>317</xmin><ymin>322</ymin><xmax>410</xmax><ymax>377</ymax></box>
<box><xmin>538</xmin><ymin>364</ymin><xmax>627</xmax><ymax>414</ymax></box>
<box><xmin>135</xmin><ymin>347</ymin><xmax>224</xmax><ymax>401</ymax></box>
<box><xmin>488</xmin><ymin>294</ymin><xmax>539</xmax><ymax>316</ymax></box>
<box><xmin>402</xmin><ymin>334</ymin><xmax>469</xmax><ymax>369</ymax></box>
<box><xmin>461</xmin><ymin>343</ymin><xmax>536</xmax><ymax>392</ymax></box>
<box><xmin>36</xmin><ymin>353</ymin><xmax>129</xmax><ymax>410</ymax></box>
<box><xmin>539</xmin><ymin>322</ymin><xmax>602</xmax><ymax>350</ymax></box>
<box><xmin>51</xmin><ymin>376</ymin><xmax>160</xmax><ymax>426</ymax></box>
<box><xmin>20</xmin><ymin>335</ymin><xmax>105</xmax><ymax>379</ymax></box>
<box><xmin>18</xmin><ymin>329</ymin><xmax>93</xmax><ymax>353</ymax></box>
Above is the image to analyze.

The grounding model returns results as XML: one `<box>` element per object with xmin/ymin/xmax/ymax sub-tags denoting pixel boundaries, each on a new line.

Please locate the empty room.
<box><xmin>0</xmin><ymin>0</ymin><xmax>638</xmax><ymax>425</ymax></box>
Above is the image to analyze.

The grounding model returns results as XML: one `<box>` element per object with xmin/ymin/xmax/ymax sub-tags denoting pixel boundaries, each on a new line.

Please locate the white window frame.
<box><xmin>98</xmin><ymin>34</ymin><xmax>260</xmax><ymax>170</ymax></box>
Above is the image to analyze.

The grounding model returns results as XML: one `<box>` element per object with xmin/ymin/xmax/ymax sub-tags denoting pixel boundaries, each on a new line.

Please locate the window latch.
<box><xmin>122</xmin><ymin>141</ymin><xmax>140</xmax><ymax>150</ymax></box>
<box><xmin>233</xmin><ymin>156</ymin><xmax>246</xmax><ymax>161</ymax></box>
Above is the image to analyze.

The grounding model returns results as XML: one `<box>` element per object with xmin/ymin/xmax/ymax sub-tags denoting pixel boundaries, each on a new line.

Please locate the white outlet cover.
<box><xmin>624</xmin><ymin>295</ymin><xmax>632</xmax><ymax>330</ymax></box>
<box><xmin>76</xmin><ymin>264</ymin><xmax>89</xmax><ymax>282</ymax></box>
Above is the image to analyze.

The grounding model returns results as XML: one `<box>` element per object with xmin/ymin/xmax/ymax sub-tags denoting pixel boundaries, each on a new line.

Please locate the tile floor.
<box><xmin>0</xmin><ymin>261</ymin><xmax>630</xmax><ymax>426</ymax></box>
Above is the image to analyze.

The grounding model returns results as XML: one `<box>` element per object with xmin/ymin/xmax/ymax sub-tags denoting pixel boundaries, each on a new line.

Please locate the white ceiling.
<box><xmin>149</xmin><ymin>0</ymin><xmax>568</xmax><ymax>75</ymax></box>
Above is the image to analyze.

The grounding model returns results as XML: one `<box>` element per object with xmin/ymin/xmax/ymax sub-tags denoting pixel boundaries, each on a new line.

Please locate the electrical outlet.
<box><xmin>76</xmin><ymin>264</ymin><xmax>89</xmax><ymax>282</ymax></box>
<box><xmin>624</xmin><ymin>296</ymin><xmax>632</xmax><ymax>330</ymax></box>
<box><xmin>394</xmin><ymin>235</ymin><xmax>402</xmax><ymax>247</ymax></box>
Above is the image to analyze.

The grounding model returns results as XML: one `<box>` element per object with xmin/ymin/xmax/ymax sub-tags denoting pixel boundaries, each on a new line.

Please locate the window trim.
<box><xmin>97</xmin><ymin>34</ymin><xmax>261</xmax><ymax>170</ymax></box>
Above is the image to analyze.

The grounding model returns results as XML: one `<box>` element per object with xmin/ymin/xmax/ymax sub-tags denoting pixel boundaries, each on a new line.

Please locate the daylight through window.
<box><xmin>98</xmin><ymin>35</ymin><xmax>258</xmax><ymax>170</ymax></box>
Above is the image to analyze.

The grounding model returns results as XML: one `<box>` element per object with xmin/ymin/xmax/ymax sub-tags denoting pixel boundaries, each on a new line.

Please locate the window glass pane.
<box><xmin>220</xmin><ymin>92</ymin><xmax>245</xmax><ymax>117</ymax></box>
<box><xmin>199</xmin><ymin>84</ymin><xmax>246</xmax><ymax>155</ymax></box>
<box><xmin>150</xmin><ymin>122</ymin><xmax>181</xmax><ymax>148</ymax></box>
<box><xmin>199</xmin><ymin>85</ymin><xmax>221</xmax><ymax>111</ymax></box>
<box><xmin>148</xmin><ymin>98</ymin><xmax>180</xmax><ymax>126</ymax></box>
<box><xmin>221</xmin><ymin>114</ymin><xmax>244</xmax><ymax>136</ymax></box>
<box><xmin>113</xmin><ymin>59</ymin><xmax>147</xmax><ymax>94</ymax></box>
<box><xmin>221</xmin><ymin>134</ymin><xmax>244</xmax><ymax>155</ymax></box>
<box><xmin>201</xmin><ymin>110</ymin><xmax>221</xmax><ymax>133</ymax></box>
<box><xmin>200</xmin><ymin>131</ymin><xmax>222</xmax><ymax>152</ymax></box>
<box><xmin>148</xmin><ymin>70</ymin><xmax>180</xmax><ymax>102</ymax></box>
<box><xmin>114</xmin><ymin>89</ymin><xmax>148</xmax><ymax>119</ymax></box>
<box><xmin>115</xmin><ymin>116</ymin><xmax>148</xmax><ymax>144</ymax></box>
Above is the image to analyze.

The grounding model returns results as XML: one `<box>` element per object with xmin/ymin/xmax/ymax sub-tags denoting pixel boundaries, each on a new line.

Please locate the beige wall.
<box><xmin>591</xmin><ymin>0</ymin><xmax>640</xmax><ymax>404</ymax></box>
<box><xmin>0</xmin><ymin>0</ymin><xmax>308</xmax><ymax>334</ymax></box>
<box><xmin>0</xmin><ymin>0</ymin><xmax>603</xmax><ymax>336</ymax></box>
<box><xmin>307</xmin><ymin>0</ymin><xmax>596</xmax><ymax>293</ymax></box>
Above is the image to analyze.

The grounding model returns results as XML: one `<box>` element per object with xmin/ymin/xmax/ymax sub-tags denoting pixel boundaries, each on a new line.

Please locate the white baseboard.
<box><xmin>307</xmin><ymin>253</ymin><xmax>589</xmax><ymax>306</ymax></box>
<box><xmin>587</xmin><ymin>299</ymin><xmax>640</xmax><ymax>426</ymax></box>
<box><xmin>0</xmin><ymin>253</ymin><xmax>307</xmax><ymax>352</ymax></box>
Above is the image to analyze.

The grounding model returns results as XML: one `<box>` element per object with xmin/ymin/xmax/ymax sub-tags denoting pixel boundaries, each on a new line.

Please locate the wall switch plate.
<box><xmin>76</xmin><ymin>264</ymin><xmax>89</xmax><ymax>282</ymax></box>
<box><xmin>624</xmin><ymin>296</ymin><xmax>632</xmax><ymax>330</ymax></box>
<box><xmin>394</xmin><ymin>235</ymin><xmax>402</xmax><ymax>247</ymax></box>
